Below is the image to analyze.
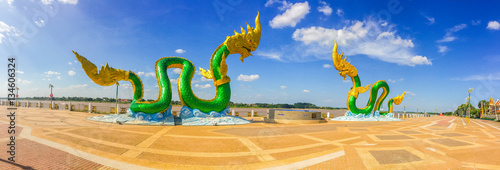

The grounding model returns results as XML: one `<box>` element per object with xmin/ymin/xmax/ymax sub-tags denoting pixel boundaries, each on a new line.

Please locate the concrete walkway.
<box><xmin>2</xmin><ymin>106</ymin><xmax>500</xmax><ymax>169</ymax></box>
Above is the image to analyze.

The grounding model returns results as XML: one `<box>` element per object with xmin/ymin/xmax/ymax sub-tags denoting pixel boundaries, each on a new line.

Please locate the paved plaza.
<box><xmin>2</xmin><ymin>106</ymin><xmax>500</xmax><ymax>169</ymax></box>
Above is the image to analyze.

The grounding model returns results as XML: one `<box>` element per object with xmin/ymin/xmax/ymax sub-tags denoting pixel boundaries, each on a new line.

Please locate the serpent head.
<box><xmin>73</xmin><ymin>51</ymin><xmax>129</xmax><ymax>86</ymax></box>
<box><xmin>332</xmin><ymin>40</ymin><xmax>357</xmax><ymax>80</ymax></box>
<box><xmin>224</xmin><ymin>12</ymin><xmax>261</xmax><ymax>62</ymax></box>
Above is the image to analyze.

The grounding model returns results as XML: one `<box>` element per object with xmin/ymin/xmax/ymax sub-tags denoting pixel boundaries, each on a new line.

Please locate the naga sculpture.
<box><xmin>332</xmin><ymin>40</ymin><xmax>405</xmax><ymax>115</ymax></box>
<box><xmin>73</xmin><ymin>13</ymin><xmax>261</xmax><ymax>119</ymax></box>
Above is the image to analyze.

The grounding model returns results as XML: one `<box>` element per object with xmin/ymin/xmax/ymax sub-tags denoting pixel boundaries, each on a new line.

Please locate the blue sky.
<box><xmin>1</xmin><ymin>0</ymin><xmax>499</xmax><ymax>112</ymax></box>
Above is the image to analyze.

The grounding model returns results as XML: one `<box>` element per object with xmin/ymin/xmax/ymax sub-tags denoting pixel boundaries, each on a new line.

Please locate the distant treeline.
<box><xmin>16</xmin><ymin>97</ymin><xmax>346</xmax><ymax>110</ymax></box>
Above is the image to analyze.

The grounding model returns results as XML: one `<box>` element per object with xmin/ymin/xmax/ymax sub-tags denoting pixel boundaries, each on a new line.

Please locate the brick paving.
<box><xmin>2</xmin><ymin>106</ymin><xmax>500</xmax><ymax>169</ymax></box>
<box><xmin>0</xmin><ymin>120</ymin><xmax>114</xmax><ymax>170</ymax></box>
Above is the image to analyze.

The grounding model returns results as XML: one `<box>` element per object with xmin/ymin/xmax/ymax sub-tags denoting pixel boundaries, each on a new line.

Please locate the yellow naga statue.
<box><xmin>73</xmin><ymin>13</ymin><xmax>261</xmax><ymax>117</ymax></box>
<box><xmin>332</xmin><ymin>40</ymin><xmax>406</xmax><ymax>115</ymax></box>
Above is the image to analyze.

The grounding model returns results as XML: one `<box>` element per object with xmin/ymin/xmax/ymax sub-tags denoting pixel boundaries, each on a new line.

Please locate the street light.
<box><xmin>15</xmin><ymin>87</ymin><xmax>19</xmax><ymax>107</ymax></box>
<box><xmin>115</xmin><ymin>80</ymin><xmax>119</xmax><ymax>114</ymax></box>
<box><xmin>467</xmin><ymin>88</ymin><xmax>474</xmax><ymax>118</ymax></box>
<box><xmin>404</xmin><ymin>105</ymin><xmax>406</xmax><ymax>113</ymax></box>
<box><xmin>49</xmin><ymin>84</ymin><xmax>54</xmax><ymax>110</ymax></box>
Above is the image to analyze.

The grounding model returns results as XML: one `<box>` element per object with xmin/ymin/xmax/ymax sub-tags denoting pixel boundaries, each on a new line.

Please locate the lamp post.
<box><xmin>49</xmin><ymin>84</ymin><xmax>54</xmax><ymax>110</ymax></box>
<box><xmin>115</xmin><ymin>80</ymin><xmax>119</xmax><ymax>114</ymax></box>
<box><xmin>467</xmin><ymin>88</ymin><xmax>474</xmax><ymax>118</ymax></box>
<box><xmin>404</xmin><ymin>105</ymin><xmax>406</xmax><ymax>113</ymax></box>
<box><xmin>417</xmin><ymin>107</ymin><xmax>419</xmax><ymax>114</ymax></box>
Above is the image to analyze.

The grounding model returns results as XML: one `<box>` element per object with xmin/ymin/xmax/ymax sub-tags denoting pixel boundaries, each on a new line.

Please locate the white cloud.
<box><xmin>269</xmin><ymin>1</ymin><xmax>310</xmax><ymax>28</ymax></box>
<box><xmin>195</xmin><ymin>84</ymin><xmax>211</xmax><ymax>89</ymax></box>
<box><xmin>453</xmin><ymin>73</ymin><xmax>500</xmax><ymax>81</ymax></box>
<box><xmin>56</xmin><ymin>76</ymin><xmax>61</xmax><ymax>80</ymax></box>
<box><xmin>172</xmin><ymin>68</ymin><xmax>182</xmax><ymax>74</ymax></box>
<box><xmin>387</xmin><ymin>78</ymin><xmax>403</xmax><ymax>83</ymax></box>
<box><xmin>471</xmin><ymin>20</ymin><xmax>481</xmax><ymax>25</ymax></box>
<box><xmin>175</xmin><ymin>49</ymin><xmax>186</xmax><ymax>54</ymax></box>
<box><xmin>68</xmin><ymin>62</ymin><xmax>73</xmax><ymax>65</ymax></box>
<box><xmin>437</xmin><ymin>24</ymin><xmax>467</xmax><ymax>43</ymax></box>
<box><xmin>0</xmin><ymin>34</ymin><xmax>5</xmax><ymax>43</ymax></box>
<box><xmin>336</xmin><ymin>9</ymin><xmax>344</xmax><ymax>17</ymax></box>
<box><xmin>18</xmin><ymin>78</ymin><xmax>32</xmax><ymax>85</ymax></box>
<box><xmin>303</xmin><ymin>89</ymin><xmax>310</xmax><ymax>93</ymax></box>
<box><xmin>200</xmin><ymin>77</ymin><xmax>212</xmax><ymax>82</ymax></box>
<box><xmin>265</xmin><ymin>0</ymin><xmax>293</xmax><ymax>11</ymax></box>
<box><xmin>323</xmin><ymin>64</ymin><xmax>332</xmax><ymax>68</ymax></box>
<box><xmin>487</xmin><ymin>21</ymin><xmax>500</xmax><ymax>30</ymax></box>
<box><xmin>256</xmin><ymin>51</ymin><xmax>283</xmax><ymax>61</ymax></box>
<box><xmin>16</xmin><ymin>70</ymin><xmax>23</xmax><ymax>74</ymax></box>
<box><xmin>0</xmin><ymin>21</ymin><xmax>14</xmax><ymax>32</ymax></box>
<box><xmin>422</xmin><ymin>15</ymin><xmax>435</xmax><ymax>25</ymax></box>
<box><xmin>44</xmin><ymin>71</ymin><xmax>61</xmax><ymax>76</ymax></box>
<box><xmin>280</xmin><ymin>85</ymin><xmax>287</xmax><ymax>89</ymax></box>
<box><xmin>438</xmin><ymin>45</ymin><xmax>448</xmax><ymax>54</ymax></box>
<box><xmin>237</xmin><ymin>74</ymin><xmax>260</xmax><ymax>81</ymax></box>
<box><xmin>410</xmin><ymin>56</ymin><xmax>432</xmax><ymax>65</ymax></box>
<box><xmin>58</xmin><ymin>0</ymin><xmax>78</xmax><ymax>5</ymax></box>
<box><xmin>137</xmin><ymin>71</ymin><xmax>155</xmax><ymax>77</ymax></box>
<box><xmin>68</xmin><ymin>70</ymin><xmax>76</xmax><ymax>76</ymax></box>
<box><xmin>170</xmin><ymin>78</ymin><xmax>177</xmax><ymax>84</ymax></box>
<box><xmin>406</xmin><ymin>91</ymin><xmax>416</xmax><ymax>96</ymax></box>
<box><xmin>1</xmin><ymin>0</ymin><xmax>14</xmax><ymax>6</ymax></box>
<box><xmin>42</xmin><ymin>0</ymin><xmax>78</xmax><ymax>5</ymax></box>
<box><xmin>121</xmin><ymin>84</ymin><xmax>132</xmax><ymax>89</ymax></box>
<box><xmin>0</xmin><ymin>21</ymin><xmax>20</xmax><ymax>43</ymax></box>
<box><xmin>291</xmin><ymin>18</ymin><xmax>431</xmax><ymax>66</ymax></box>
<box><xmin>68</xmin><ymin>84</ymin><xmax>88</xmax><ymax>89</ymax></box>
<box><xmin>317</xmin><ymin>1</ymin><xmax>332</xmax><ymax>16</ymax></box>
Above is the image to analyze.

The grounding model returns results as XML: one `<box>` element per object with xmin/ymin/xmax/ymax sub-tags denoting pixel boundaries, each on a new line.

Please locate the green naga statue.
<box><xmin>74</xmin><ymin>13</ymin><xmax>261</xmax><ymax>116</ymax></box>
<box><xmin>332</xmin><ymin>40</ymin><xmax>406</xmax><ymax>115</ymax></box>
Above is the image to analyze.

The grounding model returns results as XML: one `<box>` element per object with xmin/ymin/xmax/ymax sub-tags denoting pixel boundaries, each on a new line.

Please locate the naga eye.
<box><xmin>248</xmin><ymin>40</ymin><xmax>252</xmax><ymax>43</ymax></box>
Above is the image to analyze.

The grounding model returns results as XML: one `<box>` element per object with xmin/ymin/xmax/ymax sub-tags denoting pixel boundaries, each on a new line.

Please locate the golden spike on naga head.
<box><xmin>391</xmin><ymin>91</ymin><xmax>406</xmax><ymax>105</ymax></box>
<box><xmin>73</xmin><ymin>51</ymin><xmax>129</xmax><ymax>86</ymax></box>
<box><xmin>224</xmin><ymin>12</ymin><xmax>261</xmax><ymax>62</ymax></box>
<box><xmin>332</xmin><ymin>40</ymin><xmax>357</xmax><ymax>80</ymax></box>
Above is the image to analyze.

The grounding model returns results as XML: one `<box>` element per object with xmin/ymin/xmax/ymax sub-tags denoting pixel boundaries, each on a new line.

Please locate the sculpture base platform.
<box><xmin>264</xmin><ymin>109</ymin><xmax>325</xmax><ymax>124</ymax></box>
<box><xmin>331</xmin><ymin>111</ymin><xmax>402</xmax><ymax>121</ymax></box>
<box><xmin>87</xmin><ymin>106</ymin><xmax>252</xmax><ymax>126</ymax></box>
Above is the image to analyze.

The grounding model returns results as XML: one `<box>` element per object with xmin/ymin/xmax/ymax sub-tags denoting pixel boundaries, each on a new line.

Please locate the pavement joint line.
<box><xmin>396</xmin><ymin>122</ymin><xmax>429</xmax><ymax>130</ymax></box>
<box><xmin>0</xmin><ymin>120</ymin><xmax>157</xmax><ymax>170</ymax></box>
<box><xmin>41</xmin><ymin>124</ymin><xmax>340</xmax><ymax>158</ymax></box>
<box><xmin>474</xmin><ymin>120</ymin><xmax>500</xmax><ymax>131</ymax></box>
<box><xmin>462</xmin><ymin>162</ymin><xmax>500</xmax><ymax>169</ymax></box>
<box><xmin>479</xmin><ymin>128</ymin><xmax>495</xmax><ymax>138</ymax></box>
<box><xmin>120</xmin><ymin>127</ymin><xmax>173</xmax><ymax>158</ymax></box>
<box><xmin>163</xmin><ymin>134</ymin><xmax>238</xmax><ymax>139</ymax></box>
<box><xmin>298</xmin><ymin>134</ymin><xmax>330</xmax><ymax>143</ymax></box>
<box><xmin>421</xmin><ymin>122</ymin><xmax>435</xmax><ymax>128</ymax></box>
<box><xmin>447</xmin><ymin>123</ymin><xmax>455</xmax><ymax>129</ymax></box>
<box><xmin>449</xmin><ymin>117</ymin><xmax>457</xmax><ymax>123</ymax></box>
<box><xmin>470</xmin><ymin>120</ymin><xmax>485</xmax><ymax>128</ymax></box>
<box><xmin>425</xmin><ymin>147</ymin><xmax>445</xmax><ymax>155</ymax></box>
<box><xmin>259</xmin><ymin>151</ymin><xmax>345</xmax><ymax>170</ymax></box>
<box><xmin>461</xmin><ymin>118</ymin><xmax>466</xmax><ymax>126</ymax></box>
